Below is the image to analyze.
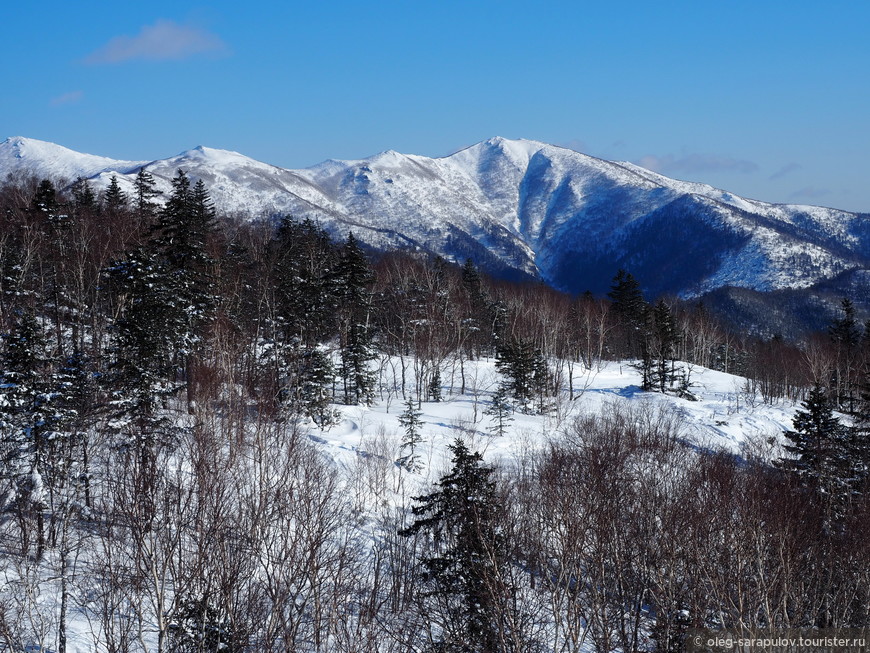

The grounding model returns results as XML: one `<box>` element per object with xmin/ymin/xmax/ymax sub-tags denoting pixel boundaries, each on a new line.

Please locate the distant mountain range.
<box><xmin>3</xmin><ymin>135</ymin><xmax>869</xmax><ymax>334</ymax></box>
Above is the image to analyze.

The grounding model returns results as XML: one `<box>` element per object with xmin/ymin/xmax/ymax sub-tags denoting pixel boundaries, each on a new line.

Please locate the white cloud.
<box><xmin>557</xmin><ymin>139</ymin><xmax>590</xmax><ymax>154</ymax></box>
<box><xmin>789</xmin><ymin>187</ymin><xmax>831</xmax><ymax>201</ymax></box>
<box><xmin>769</xmin><ymin>163</ymin><xmax>802</xmax><ymax>181</ymax></box>
<box><xmin>50</xmin><ymin>90</ymin><xmax>83</xmax><ymax>106</ymax></box>
<box><xmin>84</xmin><ymin>20</ymin><xmax>227</xmax><ymax>64</ymax></box>
<box><xmin>636</xmin><ymin>152</ymin><xmax>758</xmax><ymax>176</ymax></box>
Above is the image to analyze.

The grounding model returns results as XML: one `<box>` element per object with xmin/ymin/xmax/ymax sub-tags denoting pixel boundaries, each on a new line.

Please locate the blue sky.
<box><xmin>3</xmin><ymin>1</ymin><xmax>869</xmax><ymax>211</ymax></box>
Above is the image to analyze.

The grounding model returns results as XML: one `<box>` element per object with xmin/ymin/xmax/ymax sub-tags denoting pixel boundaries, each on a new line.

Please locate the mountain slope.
<box><xmin>0</xmin><ymin>136</ymin><xmax>146</xmax><ymax>181</ymax></box>
<box><xmin>3</xmin><ymin>135</ymin><xmax>869</xmax><ymax>300</ymax></box>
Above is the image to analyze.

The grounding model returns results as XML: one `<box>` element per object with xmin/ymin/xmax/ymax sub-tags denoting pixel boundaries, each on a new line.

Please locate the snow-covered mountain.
<box><xmin>3</xmin><ymin>135</ymin><xmax>869</xmax><ymax>300</ymax></box>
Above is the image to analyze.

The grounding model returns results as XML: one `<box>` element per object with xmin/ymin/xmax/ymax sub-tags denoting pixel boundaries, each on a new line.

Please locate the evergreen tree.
<box><xmin>275</xmin><ymin>344</ymin><xmax>338</xmax><ymax>426</ymax></box>
<box><xmin>829</xmin><ymin>298</ymin><xmax>861</xmax><ymax>411</ymax></box>
<box><xmin>271</xmin><ymin>216</ymin><xmax>340</xmax><ymax>346</ymax></box>
<box><xmin>30</xmin><ymin>178</ymin><xmax>61</xmax><ymax>222</ymax></box>
<box><xmin>72</xmin><ymin>177</ymin><xmax>97</xmax><ymax>213</ymax></box>
<box><xmin>0</xmin><ymin>312</ymin><xmax>73</xmax><ymax>559</ymax></box>
<box><xmin>777</xmin><ymin>384</ymin><xmax>855</xmax><ymax>523</ymax></box>
<box><xmin>649</xmin><ymin>299</ymin><xmax>681</xmax><ymax>393</ymax></box>
<box><xmin>299</xmin><ymin>346</ymin><xmax>339</xmax><ymax>426</ymax></box>
<box><xmin>485</xmin><ymin>383</ymin><xmax>514</xmax><ymax>437</ymax></box>
<box><xmin>461</xmin><ymin>257</ymin><xmax>482</xmax><ymax>293</ymax></box>
<box><xmin>829</xmin><ymin>298</ymin><xmax>860</xmax><ymax>348</ymax></box>
<box><xmin>139</xmin><ymin>170</ymin><xmax>217</xmax><ymax>399</ymax></box>
<box><xmin>651</xmin><ymin>604</ymin><xmax>691</xmax><ymax>653</ymax></box>
<box><xmin>400</xmin><ymin>439</ymin><xmax>511</xmax><ymax>652</ymax></box>
<box><xmin>134</xmin><ymin>167</ymin><xmax>160</xmax><ymax>223</ymax></box>
<box><xmin>336</xmin><ymin>233</ymin><xmax>376</xmax><ymax>405</ymax></box>
<box><xmin>495</xmin><ymin>338</ymin><xmax>551</xmax><ymax>414</ymax></box>
<box><xmin>54</xmin><ymin>349</ymin><xmax>99</xmax><ymax>509</ymax></box>
<box><xmin>397</xmin><ymin>394</ymin><xmax>425</xmax><ymax>472</ymax></box>
<box><xmin>103</xmin><ymin>174</ymin><xmax>128</xmax><ymax>215</ymax></box>
<box><xmin>105</xmin><ymin>247</ymin><xmax>187</xmax><ymax>406</ymax></box>
<box><xmin>459</xmin><ymin>258</ymin><xmax>507</xmax><ymax>356</ymax></box>
<box><xmin>608</xmin><ymin>269</ymin><xmax>648</xmax><ymax>358</ymax></box>
<box><xmin>169</xmin><ymin>595</ymin><xmax>246</xmax><ymax>652</ymax></box>
<box><xmin>428</xmin><ymin>366</ymin><xmax>443</xmax><ymax>402</ymax></box>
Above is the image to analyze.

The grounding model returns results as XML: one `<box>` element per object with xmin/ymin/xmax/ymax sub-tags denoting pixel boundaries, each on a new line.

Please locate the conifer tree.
<box><xmin>72</xmin><ymin>177</ymin><xmax>97</xmax><ymax>213</ymax></box>
<box><xmin>608</xmin><ymin>269</ymin><xmax>648</xmax><ymax>359</ymax></box>
<box><xmin>30</xmin><ymin>179</ymin><xmax>61</xmax><ymax>222</ymax></box>
<box><xmin>134</xmin><ymin>167</ymin><xmax>160</xmax><ymax>223</ymax></box>
<box><xmin>105</xmin><ymin>247</ymin><xmax>185</xmax><ymax>405</ymax></box>
<box><xmin>829</xmin><ymin>298</ymin><xmax>861</xmax><ymax>411</ymax></box>
<box><xmin>169</xmin><ymin>596</ymin><xmax>245</xmax><ymax>652</ymax></box>
<box><xmin>650</xmin><ymin>299</ymin><xmax>680</xmax><ymax>393</ymax></box>
<box><xmin>496</xmin><ymin>338</ymin><xmax>551</xmax><ymax>414</ymax></box>
<box><xmin>400</xmin><ymin>439</ymin><xmax>511</xmax><ymax>652</ymax></box>
<box><xmin>336</xmin><ymin>233</ymin><xmax>376</xmax><ymax>404</ymax></box>
<box><xmin>276</xmin><ymin>344</ymin><xmax>339</xmax><ymax>426</ymax></box>
<box><xmin>397</xmin><ymin>395</ymin><xmax>425</xmax><ymax>471</ymax></box>
<box><xmin>0</xmin><ymin>312</ymin><xmax>72</xmax><ymax>559</ymax></box>
<box><xmin>271</xmin><ymin>216</ymin><xmax>340</xmax><ymax>346</ymax></box>
<box><xmin>485</xmin><ymin>383</ymin><xmax>514</xmax><ymax>437</ymax></box>
<box><xmin>428</xmin><ymin>366</ymin><xmax>442</xmax><ymax>402</ymax></box>
<box><xmin>461</xmin><ymin>257</ymin><xmax>482</xmax><ymax>293</ymax></box>
<box><xmin>142</xmin><ymin>170</ymin><xmax>216</xmax><ymax>398</ymax></box>
<box><xmin>777</xmin><ymin>384</ymin><xmax>855</xmax><ymax>523</ymax></box>
<box><xmin>103</xmin><ymin>174</ymin><xmax>128</xmax><ymax>215</ymax></box>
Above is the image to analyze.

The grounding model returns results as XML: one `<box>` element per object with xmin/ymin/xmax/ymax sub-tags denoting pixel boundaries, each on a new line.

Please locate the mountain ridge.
<box><xmin>2</xmin><ymin>135</ymin><xmax>869</xmax><ymax>306</ymax></box>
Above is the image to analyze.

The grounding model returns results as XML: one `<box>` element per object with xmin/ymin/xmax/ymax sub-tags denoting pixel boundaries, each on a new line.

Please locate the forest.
<box><xmin>0</xmin><ymin>170</ymin><xmax>869</xmax><ymax>652</ymax></box>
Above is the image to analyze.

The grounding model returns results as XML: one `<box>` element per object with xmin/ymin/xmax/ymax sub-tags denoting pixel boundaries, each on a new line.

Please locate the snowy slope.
<box><xmin>0</xmin><ymin>136</ymin><xmax>146</xmax><ymax>182</ymax></box>
<box><xmin>316</xmin><ymin>359</ymin><xmax>794</xmax><ymax>484</ymax></box>
<box><xmin>3</xmin><ymin>135</ymin><xmax>870</xmax><ymax>299</ymax></box>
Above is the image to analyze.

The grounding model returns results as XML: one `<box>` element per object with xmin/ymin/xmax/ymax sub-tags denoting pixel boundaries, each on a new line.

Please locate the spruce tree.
<box><xmin>397</xmin><ymin>395</ymin><xmax>425</xmax><ymax>471</ymax></box>
<box><xmin>496</xmin><ymin>338</ymin><xmax>551</xmax><ymax>414</ymax></box>
<box><xmin>829</xmin><ymin>298</ymin><xmax>861</xmax><ymax>411</ymax></box>
<box><xmin>30</xmin><ymin>179</ymin><xmax>61</xmax><ymax>222</ymax></box>
<box><xmin>428</xmin><ymin>366</ymin><xmax>442</xmax><ymax>402</ymax></box>
<box><xmin>336</xmin><ymin>233</ymin><xmax>376</xmax><ymax>405</ymax></box>
<box><xmin>400</xmin><ymin>439</ymin><xmax>510</xmax><ymax>652</ymax></box>
<box><xmin>72</xmin><ymin>177</ymin><xmax>97</xmax><ymax>213</ymax></box>
<box><xmin>0</xmin><ymin>312</ymin><xmax>73</xmax><ymax>559</ymax></box>
<box><xmin>271</xmin><ymin>216</ymin><xmax>340</xmax><ymax>347</ymax></box>
<box><xmin>777</xmin><ymin>384</ymin><xmax>855</xmax><ymax>523</ymax></box>
<box><xmin>134</xmin><ymin>167</ymin><xmax>160</xmax><ymax>223</ymax></box>
<box><xmin>608</xmin><ymin>269</ymin><xmax>648</xmax><ymax>359</ymax></box>
<box><xmin>485</xmin><ymin>383</ymin><xmax>514</xmax><ymax>437</ymax></box>
<box><xmin>650</xmin><ymin>299</ymin><xmax>680</xmax><ymax>393</ymax></box>
<box><xmin>103</xmin><ymin>174</ymin><xmax>128</xmax><ymax>215</ymax></box>
<box><xmin>169</xmin><ymin>596</ymin><xmax>245</xmax><ymax>652</ymax></box>
<box><xmin>106</xmin><ymin>169</ymin><xmax>196</xmax><ymax>410</ymax></box>
<box><xmin>276</xmin><ymin>345</ymin><xmax>339</xmax><ymax>426</ymax></box>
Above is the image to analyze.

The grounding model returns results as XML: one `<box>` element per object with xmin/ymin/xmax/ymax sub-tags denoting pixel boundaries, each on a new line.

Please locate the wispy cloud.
<box><xmin>636</xmin><ymin>152</ymin><xmax>758</xmax><ymax>176</ymax></box>
<box><xmin>84</xmin><ymin>19</ymin><xmax>227</xmax><ymax>64</ymax></box>
<box><xmin>769</xmin><ymin>163</ymin><xmax>802</xmax><ymax>181</ymax></box>
<box><xmin>50</xmin><ymin>90</ymin><xmax>83</xmax><ymax>106</ymax></box>
<box><xmin>558</xmin><ymin>139</ymin><xmax>590</xmax><ymax>154</ymax></box>
<box><xmin>789</xmin><ymin>187</ymin><xmax>831</xmax><ymax>201</ymax></box>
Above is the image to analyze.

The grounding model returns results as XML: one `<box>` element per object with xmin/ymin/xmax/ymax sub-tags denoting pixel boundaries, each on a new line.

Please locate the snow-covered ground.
<box><xmin>313</xmin><ymin>358</ymin><xmax>796</xmax><ymax>495</ymax></box>
<box><xmin>4</xmin><ymin>358</ymin><xmax>802</xmax><ymax>653</ymax></box>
